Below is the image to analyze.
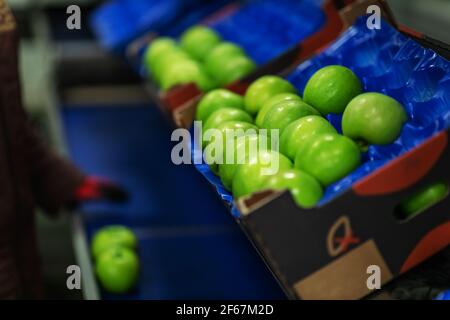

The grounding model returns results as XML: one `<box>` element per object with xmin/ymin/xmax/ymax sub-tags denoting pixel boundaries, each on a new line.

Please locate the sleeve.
<box><xmin>0</xmin><ymin>4</ymin><xmax>85</xmax><ymax>215</ymax></box>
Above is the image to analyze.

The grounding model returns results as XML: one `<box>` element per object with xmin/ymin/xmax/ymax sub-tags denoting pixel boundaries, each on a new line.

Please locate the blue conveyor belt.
<box><xmin>61</xmin><ymin>104</ymin><xmax>285</xmax><ymax>299</ymax></box>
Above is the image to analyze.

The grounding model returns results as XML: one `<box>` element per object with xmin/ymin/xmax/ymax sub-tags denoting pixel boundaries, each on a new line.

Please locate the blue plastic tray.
<box><xmin>208</xmin><ymin>0</ymin><xmax>325</xmax><ymax>64</ymax></box>
<box><xmin>287</xmin><ymin>17</ymin><xmax>450</xmax><ymax>204</ymax></box>
<box><xmin>135</xmin><ymin>0</ymin><xmax>326</xmax><ymax>80</ymax></box>
<box><xmin>192</xmin><ymin>17</ymin><xmax>450</xmax><ymax>216</ymax></box>
<box><xmin>91</xmin><ymin>0</ymin><xmax>232</xmax><ymax>54</ymax></box>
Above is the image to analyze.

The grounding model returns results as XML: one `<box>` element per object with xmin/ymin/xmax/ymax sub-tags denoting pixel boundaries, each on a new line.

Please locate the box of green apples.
<box><xmin>134</xmin><ymin>0</ymin><xmax>396</xmax><ymax>128</ymax></box>
<box><xmin>129</xmin><ymin>0</ymin><xmax>374</xmax><ymax>126</ymax></box>
<box><xmin>189</xmin><ymin>15</ymin><xmax>450</xmax><ymax>299</ymax></box>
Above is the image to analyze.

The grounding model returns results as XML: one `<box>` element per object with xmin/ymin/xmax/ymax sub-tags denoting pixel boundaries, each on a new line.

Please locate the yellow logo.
<box><xmin>0</xmin><ymin>0</ymin><xmax>16</xmax><ymax>32</ymax></box>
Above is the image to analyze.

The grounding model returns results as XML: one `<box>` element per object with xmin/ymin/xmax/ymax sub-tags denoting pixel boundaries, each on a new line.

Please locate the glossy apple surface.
<box><xmin>342</xmin><ymin>92</ymin><xmax>407</xmax><ymax>145</ymax></box>
<box><xmin>205</xmin><ymin>42</ymin><xmax>245</xmax><ymax>74</ymax></box>
<box><xmin>96</xmin><ymin>247</ymin><xmax>139</xmax><ymax>294</ymax></box>
<box><xmin>180</xmin><ymin>25</ymin><xmax>221</xmax><ymax>61</ymax></box>
<box><xmin>295</xmin><ymin>133</ymin><xmax>361</xmax><ymax>186</ymax></box>
<box><xmin>160</xmin><ymin>60</ymin><xmax>215</xmax><ymax>92</ymax></box>
<box><xmin>203</xmin><ymin>108</ymin><xmax>253</xmax><ymax>147</ymax></box>
<box><xmin>232</xmin><ymin>150</ymin><xmax>292</xmax><ymax>198</ymax></box>
<box><xmin>91</xmin><ymin>225</ymin><xmax>137</xmax><ymax>260</ymax></box>
<box><xmin>144</xmin><ymin>37</ymin><xmax>177</xmax><ymax>70</ymax></box>
<box><xmin>150</xmin><ymin>49</ymin><xmax>189</xmax><ymax>84</ymax></box>
<box><xmin>214</xmin><ymin>55</ymin><xmax>256</xmax><ymax>86</ymax></box>
<box><xmin>261</xmin><ymin>100</ymin><xmax>320</xmax><ymax>136</ymax></box>
<box><xmin>218</xmin><ymin>133</ymin><xmax>269</xmax><ymax>190</ymax></box>
<box><xmin>399</xmin><ymin>182</ymin><xmax>449</xmax><ymax>219</ymax></box>
<box><xmin>196</xmin><ymin>89</ymin><xmax>245</xmax><ymax>122</ymax></box>
<box><xmin>255</xmin><ymin>93</ymin><xmax>302</xmax><ymax>127</ymax></box>
<box><xmin>204</xmin><ymin>108</ymin><xmax>253</xmax><ymax>133</ymax></box>
<box><xmin>244</xmin><ymin>76</ymin><xmax>297</xmax><ymax>115</ymax></box>
<box><xmin>280</xmin><ymin>115</ymin><xmax>336</xmax><ymax>160</ymax></box>
<box><xmin>262</xmin><ymin>169</ymin><xmax>323</xmax><ymax>208</ymax></box>
<box><xmin>303</xmin><ymin>65</ymin><xmax>362</xmax><ymax>115</ymax></box>
<box><xmin>203</xmin><ymin>120</ymin><xmax>258</xmax><ymax>167</ymax></box>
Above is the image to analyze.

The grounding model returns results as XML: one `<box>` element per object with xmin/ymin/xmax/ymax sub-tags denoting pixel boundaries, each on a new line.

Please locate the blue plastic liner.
<box><xmin>436</xmin><ymin>290</ymin><xmax>450</xmax><ymax>300</ymax></box>
<box><xmin>287</xmin><ymin>17</ymin><xmax>450</xmax><ymax>204</ymax></box>
<box><xmin>91</xmin><ymin>0</ymin><xmax>232</xmax><ymax>54</ymax></box>
<box><xmin>192</xmin><ymin>17</ymin><xmax>450</xmax><ymax>217</ymax></box>
<box><xmin>208</xmin><ymin>0</ymin><xmax>325</xmax><ymax>64</ymax></box>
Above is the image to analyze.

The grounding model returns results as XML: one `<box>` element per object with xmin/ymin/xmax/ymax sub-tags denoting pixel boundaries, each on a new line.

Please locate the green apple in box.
<box><xmin>280</xmin><ymin>115</ymin><xmax>336</xmax><ymax>160</ymax></box>
<box><xmin>160</xmin><ymin>60</ymin><xmax>215</xmax><ymax>92</ymax></box>
<box><xmin>180</xmin><ymin>25</ymin><xmax>222</xmax><ymax>61</ymax></box>
<box><xmin>144</xmin><ymin>37</ymin><xmax>177</xmax><ymax>73</ymax></box>
<box><xmin>151</xmin><ymin>50</ymin><xmax>190</xmax><ymax>84</ymax></box>
<box><xmin>202</xmin><ymin>108</ymin><xmax>253</xmax><ymax>148</ymax></box>
<box><xmin>303</xmin><ymin>65</ymin><xmax>362</xmax><ymax>115</ymax></box>
<box><xmin>196</xmin><ymin>89</ymin><xmax>245</xmax><ymax>123</ymax></box>
<box><xmin>262</xmin><ymin>169</ymin><xmax>323</xmax><ymax>208</ymax></box>
<box><xmin>342</xmin><ymin>92</ymin><xmax>407</xmax><ymax>146</ymax></box>
<box><xmin>399</xmin><ymin>182</ymin><xmax>449</xmax><ymax>219</ymax></box>
<box><xmin>214</xmin><ymin>55</ymin><xmax>256</xmax><ymax>86</ymax></box>
<box><xmin>244</xmin><ymin>76</ymin><xmax>297</xmax><ymax>115</ymax></box>
<box><xmin>256</xmin><ymin>93</ymin><xmax>302</xmax><ymax>127</ymax></box>
<box><xmin>295</xmin><ymin>133</ymin><xmax>361</xmax><ymax>186</ymax></box>
<box><xmin>261</xmin><ymin>100</ymin><xmax>320</xmax><ymax>136</ymax></box>
<box><xmin>203</xmin><ymin>120</ymin><xmax>258</xmax><ymax>173</ymax></box>
<box><xmin>205</xmin><ymin>42</ymin><xmax>246</xmax><ymax>75</ymax></box>
<box><xmin>232</xmin><ymin>149</ymin><xmax>292</xmax><ymax>198</ymax></box>
<box><xmin>218</xmin><ymin>133</ymin><xmax>270</xmax><ymax>190</ymax></box>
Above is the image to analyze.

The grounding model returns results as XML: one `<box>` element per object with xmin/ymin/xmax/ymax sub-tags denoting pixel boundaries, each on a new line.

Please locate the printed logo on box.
<box><xmin>327</xmin><ymin>215</ymin><xmax>361</xmax><ymax>257</ymax></box>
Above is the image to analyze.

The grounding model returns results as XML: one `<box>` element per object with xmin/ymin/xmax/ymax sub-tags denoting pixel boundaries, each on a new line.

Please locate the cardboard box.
<box><xmin>237</xmin><ymin>131</ymin><xmax>450</xmax><ymax>299</ymax></box>
<box><xmin>189</xmin><ymin>1</ymin><xmax>450</xmax><ymax>299</ymax></box>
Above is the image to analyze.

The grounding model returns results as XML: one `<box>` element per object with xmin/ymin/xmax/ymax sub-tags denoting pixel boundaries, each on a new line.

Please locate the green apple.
<box><xmin>255</xmin><ymin>93</ymin><xmax>302</xmax><ymax>127</ymax></box>
<box><xmin>91</xmin><ymin>225</ymin><xmax>138</xmax><ymax>260</ymax></box>
<box><xmin>202</xmin><ymin>108</ymin><xmax>253</xmax><ymax>148</ymax></box>
<box><xmin>342</xmin><ymin>92</ymin><xmax>407</xmax><ymax>146</ymax></box>
<box><xmin>244</xmin><ymin>76</ymin><xmax>297</xmax><ymax>115</ymax></box>
<box><xmin>196</xmin><ymin>89</ymin><xmax>245</xmax><ymax>122</ymax></box>
<box><xmin>218</xmin><ymin>133</ymin><xmax>269</xmax><ymax>190</ymax></box>
<box><xmin>205</xmin><ymin>42</ymin><xmax>246</xmax><ymax>74</ymax></box>
<box><xmin>399</xmin><ymin>182</ymin><xmax>449</xmax><ymax>218</ymax></box>
<box><xmin>180</xmin><ymin>25</ymin><xmax>222</xmax><ymax>61</ymax></box>
<box><xmin>303</xmin><ymin>65</ymin><xmax>362</xmax><ymax>115</ymax></box>
<box><xmin>203</xmin><ymin>108</ymin><xmax>253</xmax><ymax>134</ymax></box>
<box><xmin>203</xmin><ymin>120</ymin><xmax>258</xmax><ymax>166</ymax></box>
<box><xmin>144</xmin><ymin>37</ymin><xmax>177</xmax><ymax>71</ymax></box>
<box><xmin>214</xmin><ymin>55</ymin><xmax>256</xmax><ymax>86</ymax></box>
<box><xmin>160</xmin><ymin>60</ymin><xmax>215</xmax><ymax>92</ymax></box>
<box><xmin>280</xmin><ymin>115</ymin><xmax>336</xmax><ymax>160</ymax></box>
<box><xmin>295</xmin><ymin>133</ymin><xmax>361</xmax><ymax>186</ymax></box>
<box><xmin>232</xmin><ymin>149</ymin><xmax>292</xmax><ymax>198</ymax></box>
<box><xmin>96</xmin><ymin>247</ymin><xmax>139</xmax><ymax>294</ymax></box>
<box><xmin>261</xmin><ymin>100</ymin><xmax>320</xmax><ymax>136</ymax></box>
<box><xmin>262</xmin><ymin>169</ymin><xmax>323</xmax><ymax>208</ymax></box>
<box><xmin>150</xmin><ymin>49</ymin><xmax>189</xmax><ymax>83</ymax></box>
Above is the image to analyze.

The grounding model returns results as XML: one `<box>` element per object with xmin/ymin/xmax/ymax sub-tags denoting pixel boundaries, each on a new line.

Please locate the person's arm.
<box><xmin>0</xmin><ymin>18</ymin><xmax>84</xmax><ymax>215</ymax></box>
<box><xmin>1</xmin><ymin>4</ymin><xmax>126</xmax><ymax>215</ymax></box>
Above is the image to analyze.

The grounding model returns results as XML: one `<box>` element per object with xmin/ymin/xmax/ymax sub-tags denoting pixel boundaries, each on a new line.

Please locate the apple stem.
<box><xmin>356</xmin><ymin>139</ymin><xmax>369</xmax><ymax>152</ymax></box>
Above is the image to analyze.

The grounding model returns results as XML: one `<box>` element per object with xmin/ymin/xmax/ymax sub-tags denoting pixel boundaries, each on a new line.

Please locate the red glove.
<box><xmin>74</xmin><ymin>176</ymin><xmax>128</xmax><ymax>203</ymax></box>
